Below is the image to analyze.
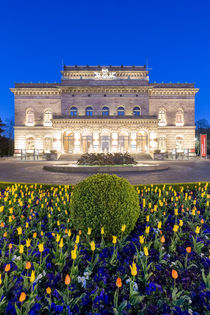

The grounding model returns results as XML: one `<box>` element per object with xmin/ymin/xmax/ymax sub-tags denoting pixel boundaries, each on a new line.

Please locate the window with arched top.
<box><xmin>176</xmin><ymin>136</ymin><xmax>184</xmax><ymax>151</ymax></box>
<box><xmin>70</xmin><ymin>107</ymin><xmax>78</xmax><ymax>117</ymax></box>
<box><xmin>176</xmin><ymin>109</ymin><xmax>184</xmax><ymax>126</ymax></box>
<box><xmin>86</xmin><ymin>106</ymin><xmax>93</xmax><ymax>116</ymax></box>
<box><xmin>118</xmin><ymin>106</ymin><xmax>125</xmax><ymax>116</ymax></box>
<box><xmin>158</xmin><ymin>108</ymin><xmax>166</xmax><ymax>126</ymax></box>
<box><xmin>102</xmin><ymin>107</ymin><xmax>109</xmax><ymax>117</ymax></box>
<box><xmin>26</xmin><ymin>109</ymin><xmax>34</xmax><ymax>126</ymax></box>
<box><xmin>44</xmin><ymin>110</ymin><xmax>52</xmax><ymax>126</ymax></box>
<box><xmin>26</xmin><ymin>137</ymin><xmax>35</xmax><ymax>150</ymax></box>
<box><xmin>133</xmin><ymin>107</ymin><xmax>141</xmax><ymax>116</ymax></box>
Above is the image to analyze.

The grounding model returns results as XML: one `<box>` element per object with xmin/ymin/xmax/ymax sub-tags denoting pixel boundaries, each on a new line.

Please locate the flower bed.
<box><xmin>0</xmin><ymin>182</ymin><xmax>209</xmax><ymax>314</ymax></box>
<box><xmin>77</xmin><ymin>153</ymin><xmax>137</xmax><ymax>165</ymax></box>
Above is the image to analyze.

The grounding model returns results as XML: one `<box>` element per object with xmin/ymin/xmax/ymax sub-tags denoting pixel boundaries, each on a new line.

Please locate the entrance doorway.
<box><xmin>82</xmin><ymin>136</ymin><xmax>93</xmax><ymax>153</ymax></box>
<box><xmin>136</xmin><ymin>131</ymin><xmax>148</xmax><ymax>152</ymax></box>
<box><xmin>101</xmin><ymin>136</ymin><xmax>110</xmax><ymax>152</ymax></box>
<box><xmin>63</xmin><ymin>132</ymin><xmax>74</xmax><ymax>153</ymax></box>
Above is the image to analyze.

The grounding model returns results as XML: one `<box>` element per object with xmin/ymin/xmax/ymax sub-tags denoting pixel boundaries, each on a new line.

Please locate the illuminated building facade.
<box><xmin>11</xmin><ymin>65</ymin><xmax>199</xmax><ymax>158</ymax></box>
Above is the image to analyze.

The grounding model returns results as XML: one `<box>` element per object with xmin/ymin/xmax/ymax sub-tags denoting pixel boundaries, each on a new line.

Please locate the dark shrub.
<box><xmin>70</xmin><ymin>174</ymin><xmax>140</xmax><ymax>238</ymax></box>
<box><xmin>77</xmin><ymin>153</ymin><xmax>137</xmax><ymax>165</ymax></box>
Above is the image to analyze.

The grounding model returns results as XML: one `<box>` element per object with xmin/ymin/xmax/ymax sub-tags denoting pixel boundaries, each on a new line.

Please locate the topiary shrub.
<box><xmin>70</xmin><ymin>174</ymin><xmax>140</xmax><ymax>238</ymax></box>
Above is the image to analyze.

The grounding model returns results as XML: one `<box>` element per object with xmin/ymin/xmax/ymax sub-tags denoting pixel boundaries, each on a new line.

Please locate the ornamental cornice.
<box><xmin>149</xmin><ymin>88</ymin><xmax>199</xmax><ymax>96</ymax></box>
<box><xmin>52</xmin><ymin>118</ymin><xmax>158</xmax><ymax>128</ymax></box>
<box><xmin>60</xmin><ymin>86</ymin><xmax>150</xmax><ymax>94</ymax></box>
<box><xmin>61</xmin><ymin>71</ymin><xmax>148</xmax><ymax>79</ymax></box>
<box><xmin>10</xmin><ymin>88</ymin><xmax>62</xmax><ymax>96</ymax></box>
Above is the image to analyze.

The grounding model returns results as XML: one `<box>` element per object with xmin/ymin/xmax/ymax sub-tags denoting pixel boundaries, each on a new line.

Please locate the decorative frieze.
<box><xmin>10</xmin><ymin>88</ymin><xmax>61</xmax><ymax>96</ymax></box>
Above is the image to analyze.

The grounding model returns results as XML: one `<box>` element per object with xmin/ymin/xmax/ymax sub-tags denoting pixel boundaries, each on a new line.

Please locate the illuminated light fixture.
<box><xmin>112</xmin><ymin>133</ymin><xmax>118</xmax><ymax>140</ymax></box>
<box><xmin>93</xmin><ymin>133</ymin><xmax>99</xmax><ymax>140</ymax></box>
<box><xmin>74</xmin><ymin>132</ymin><xmax>80</xmax><ymax>140</ymax></box>
<box><xmin>131</xmin><ymin>133</ymin><xmax>136</xmax><ymax>140</ymax></box>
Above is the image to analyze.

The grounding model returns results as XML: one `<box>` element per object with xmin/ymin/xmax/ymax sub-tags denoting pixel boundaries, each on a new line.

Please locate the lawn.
<box><xmin>0</xmin><ymin>182</ymin><xmax>209</xmax><ymax>314</ymax></box>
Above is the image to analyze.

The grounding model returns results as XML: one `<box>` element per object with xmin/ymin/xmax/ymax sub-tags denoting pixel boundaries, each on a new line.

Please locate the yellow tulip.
<box><xmin>75</xmin><ymin>235</ymin><xmax>80</xmax><ymax>244</ymax></box>
<box><xmin>174</xmin><ymin>209</ymin><xmax>178</xmax><ymax>216</ymax></box>
<box><xmin>56</xmin><ymin>234</ymin><xmax>61</xmax><ymax>243</ymax></box>
<box><xmin>19</xmin><ymin>245</ymin><xmax>24</xmax><ymax>254</ymax></box>
<box><xmin>87</xmin><ymin>228</ymin><xmax>92</xmax><ymax>235</ymax></box>
<box><xmin>157</xmin><ymin>221</ymin><xmax>162</xmax><ymax>229</ymax></box>
<box><xmin>30</xmin><ymin>270</ymin><xmax>35</xmax><ymax>283</ymax></box>
<box><xmin>101</xmin><ymin>227</ymin><xmax>104</xmax><ymax>235</ymax></box>
<box><xmin>121</xmin><ymin>224</ymin><xmax>126</xmax><ymax>232</ymax></box>
<box><xmin>71</xmin><ymin>249</ymin><xmax>77</xmax><ymax>260</ymax></box>
<box><xmin>143</xmin><ymin>246</ymin><xmax>149</xmax><ymax>256</ymax></box>
<box><xmin>26</xmin><ymin>239</ymin><xmax>31</xmax><ymax>248</ymax></box>
<box><xmin>145</xmin><ymin>226</ymin><xmax>150</xmax><ymax>234</ymax></box>
<box><xmin>173</xmin><ymin>225</ymin><xmax>179</xmax><ymax>232</ymax></box>
<box><xmin>38</xmin><ymin>243</ymin><xmax>44</xmax><ymax>253</ymax></box>
<box><xmin>146</xmin><ymin>215</ymin><xmax>150</xmax><ymax>222</ymax></box>
<box><xmin>130</xmin><ymin>261</ymin><xmax>137</xmax><ymax>276</ymax></box>
<box><xmin>17</xmin><ymin>227</ymin><xmax>22</xmax><ymax>235</ymax></box>
<box><xmin>195</xmin><ymin>226</ymin><xmax>201</xmax><ymax>234</ymax></box>
<box><xmin>90</xmin><ymin>241</ymin><xmax>95</xmax><ymax>251</ymax></box>
<box><xmin>139</xmin><ymin>235</ymin><xmax>144</xmax><ymax>244</ymax></box>
<box><xmin>179</xmin><ymin>220</ymin><xmax>183</xmax><ymax>227</ymax></box>
<box><xmin>0</xmin><ymin>206</ymin><xmax>4</xmax><ymax>213</ymax></box>
<box><xmin>112</xmin><ymin>236</ymin><xmax>117</xmax><ymax>244</ymax></box>
<box><xmin>59</xmin><ymin>238</ymin><xmax>64</xmax><ymax>248</ymax></box>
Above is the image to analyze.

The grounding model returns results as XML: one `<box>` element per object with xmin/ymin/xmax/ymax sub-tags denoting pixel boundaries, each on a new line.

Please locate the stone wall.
<box><xmin>149</xmin><ymin>96</ymin><xmax>195</xmax><ymax>126</ymax></box>
<box><xmin>61</xmin><ymin>93</ymin><xmax>149</xmax><ymax>116</ymax></box>
<box><xmin>14</xmin><ymin>96</ymin><xmax>61</xmax><ymax>126</ymax></box>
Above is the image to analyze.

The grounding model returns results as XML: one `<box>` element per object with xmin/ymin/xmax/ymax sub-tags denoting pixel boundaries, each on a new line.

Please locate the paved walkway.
<box><xmin>0</xmin><ymin>159</ymin><xmax>210</xmax><ymax>185</ymax></box>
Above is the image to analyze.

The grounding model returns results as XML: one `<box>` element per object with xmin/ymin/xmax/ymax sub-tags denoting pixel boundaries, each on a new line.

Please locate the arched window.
<box><xmin>158</xmin><ymin>108</ymin><xmax>166</xmax><ymax>126</ymax></box>
<box><xmin>176</xmin><ymin>136</ymin><xmax>184</xmax><ymax>151</ymax></box>
<box><xmin>176</xmin><ymin>109</ymin><xmax>184</xmax><ymax>126</ymax></box>
<box><xmin>70</xmin><ymin>107</ymin><xmax>77</xmax><ymax>117</ymax></box>
<box><xmin>118</xmin><ymin>106</ymin><xmax>125</xmax><ymax>116</ymax></box>
<box><xmin>26</xmin><ymin>109</ymin><xmax>34</xmax><ymax>126</ymax></box>
<box><xmin>86</xmin><ymin>106</ymin><xmax>93</xmax><ymax>116</ymax></box>
<box><xmin>159</xmin><ymin>137</ymin><xmax>166</xmax><ymax>152</ymax></box>
<box><xmin>44</xmin><ymin>137</ymin><xmax>52</xmax><ymax>152</ymax></box>
<box><xmin>133</xmin><ymin>107</ymin><xmax>141</xmax><ymax>116</ymax></box>
<box><xmin>44</xmin><ymin>110</ymin><xmax>52</xmax><ymax>126</ymax></box>
<box><xmin>26</xmin><ymin>137</ymin><xmax>35</xmax><ymax>150</ymax></box>
<box><xmin>102</xmin><ymin>107</ymin><xmax>109</xmax><ymax>117</ymax></box>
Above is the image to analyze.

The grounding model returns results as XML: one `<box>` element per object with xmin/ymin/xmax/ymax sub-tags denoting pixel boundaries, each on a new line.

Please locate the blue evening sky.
<box><xmin>0</xmin><ymin>0</ymin><xmax>210</xmax><ymax>124</ymax></box>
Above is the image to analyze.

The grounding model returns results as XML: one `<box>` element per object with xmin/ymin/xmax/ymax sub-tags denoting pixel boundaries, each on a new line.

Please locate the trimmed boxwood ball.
<box><xmin>70</xmin><ymin>174</ymin><xmax>140</xmax><ymax>238</ymax></box>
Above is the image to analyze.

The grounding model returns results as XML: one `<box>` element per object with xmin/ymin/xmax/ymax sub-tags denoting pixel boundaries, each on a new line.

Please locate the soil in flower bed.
<box><xmin>0</xmin><ymin>182</ymin><xmax>209</xmax><ymax>314</ymax></box>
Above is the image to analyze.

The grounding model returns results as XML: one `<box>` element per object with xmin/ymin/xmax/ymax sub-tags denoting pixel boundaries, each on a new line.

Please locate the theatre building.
<box><xmin>11</xmin><ymin>65</ymin><xmax>199</xmax><ymax>159</ymax></box>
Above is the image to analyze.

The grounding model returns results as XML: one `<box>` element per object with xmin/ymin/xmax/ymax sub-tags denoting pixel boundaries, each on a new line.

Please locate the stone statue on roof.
<box><xmin>94</xmin><ymin>68</ymin><xmax>116</xmax><ymax>80</ymax></box>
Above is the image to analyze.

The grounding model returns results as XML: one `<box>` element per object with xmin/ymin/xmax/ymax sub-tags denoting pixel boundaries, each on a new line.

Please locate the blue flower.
<box><xmin>146</xmin><ymin>282</ymin><xmax>156</xmax><ymax>294</ymax></box>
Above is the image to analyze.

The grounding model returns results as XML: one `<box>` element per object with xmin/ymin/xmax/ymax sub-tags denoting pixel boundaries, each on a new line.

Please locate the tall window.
<box><xmin>26</xmin><ymin>137</ymin><xmax>35</xmax><ymax>150</ymax></box>
<box><xmin>44</xmin><ymin>110</ymin><xmax>52</xmax><ymax>126</ymax></box>
<box><xmin>26</xmin><ymin>109</ymin><xmax>34</xmax><ymax>126</ymax></box>
<box><xmin>118</xmin><ymin>106</ymin><xmax>125</xmax><ymax>116</ymax></box>
<box><xmin>86</xmin><ymin>106</ymin><xmax>93</xmax><ymax>116</ymax></box>
<box><xmin>176</xmin><ymin>136</ymin><xmax>184</xmax><ymax>151</ymax></box>
<box><xmin>70</xmin><ymin>107</ymin><xmax>77</xmax><ymax>117</ymax></box>
<box><xmin>102</xmin><ymin>106</ymin><xmax>109</xmax><ymax>117</ymax></box>
<box><xmin>133</xmin><ymin>107</ymin><xmax>141</xmax><ymax>116</ymax></box>
<box><xmin>158</xmin><ymin>108</ymin><xmax>166</xmax><ymax>126</ymax></box>
<box><xmin>176</xmin><ymin>109</ymin><xmax>184</xmax><ymax>126</ymax></box>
